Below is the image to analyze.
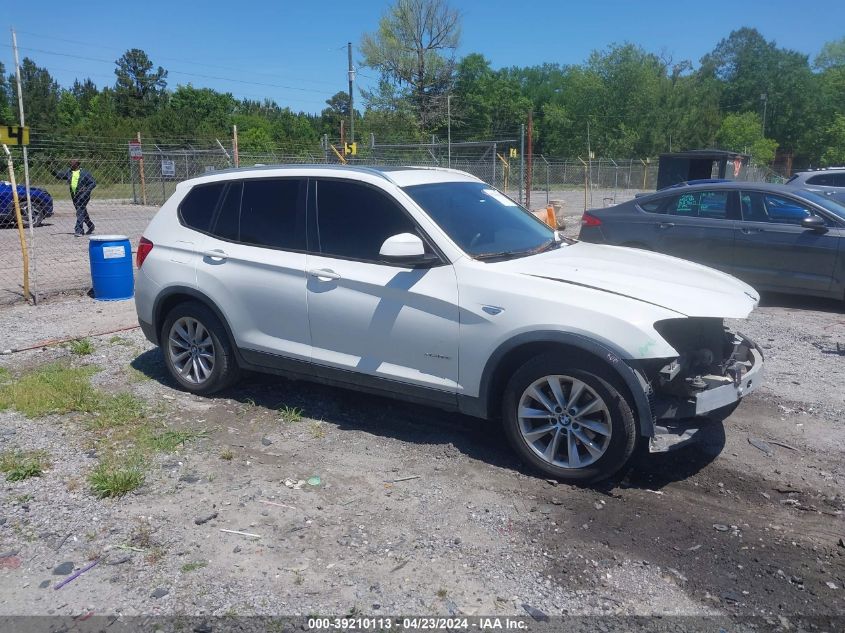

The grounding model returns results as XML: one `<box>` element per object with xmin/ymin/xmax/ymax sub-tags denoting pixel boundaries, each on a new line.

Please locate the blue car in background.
<box><xmin>0</xmin><ymin>181</ymin><xmax>53</xmax><ymax>227</ymax></box>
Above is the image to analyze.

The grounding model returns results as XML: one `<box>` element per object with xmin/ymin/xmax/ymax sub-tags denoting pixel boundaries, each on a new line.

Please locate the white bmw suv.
<box><xmin>135</xmin><ymin>165</ymin><xmax>763</xmax><ymax>482</ymax></box>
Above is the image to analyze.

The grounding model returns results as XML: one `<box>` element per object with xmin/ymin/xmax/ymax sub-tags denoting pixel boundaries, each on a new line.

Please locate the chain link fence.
<box><xmin>7</xmin><ymin>132</ymin><xmax>786</xmax><ymax>305</ymax></box>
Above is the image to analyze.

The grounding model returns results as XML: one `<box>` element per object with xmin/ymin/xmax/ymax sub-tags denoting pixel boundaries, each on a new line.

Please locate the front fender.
<box><xmin>463</xmin><ymin>330</ymin><xmax>655</xmax><ymax>436</ymax></box>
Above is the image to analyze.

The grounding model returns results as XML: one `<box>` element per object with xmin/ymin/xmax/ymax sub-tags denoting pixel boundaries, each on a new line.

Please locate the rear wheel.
<box><xmin>161</xmin><ymin>301</ymin><xmax>241</xmax><ymax>395</ymax></box>
<box><xmin>502</xmin><ymin>353</ymin><xmax>637</xmax><ymax>483</ymax></box>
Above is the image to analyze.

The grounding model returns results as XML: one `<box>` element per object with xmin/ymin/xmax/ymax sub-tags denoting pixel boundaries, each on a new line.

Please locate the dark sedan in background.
<box><xmin>578</xmin><ymin>182</ymin><xmax>845</xmax><ymax>301</ymax></box>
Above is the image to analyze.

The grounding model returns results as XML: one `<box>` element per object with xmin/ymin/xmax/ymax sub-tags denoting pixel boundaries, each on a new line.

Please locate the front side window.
<box><xmin>240</xmin><ymin>179</ymin><xmax>305</xmax><ymax>250</ymax></box>
<box><xmin>315</xmin><ymin>180</ymin><xmax>419</xmax><ymax>262</ymax></box>
<box><xmin>403</xmin><ymin>181</ymin><xmax>556</xmax><ymax>259</ymax></box>
<box><xmin>740</xmin><ymin>191</ymin><xmax>817</xmax><ymax>225</ymax></box>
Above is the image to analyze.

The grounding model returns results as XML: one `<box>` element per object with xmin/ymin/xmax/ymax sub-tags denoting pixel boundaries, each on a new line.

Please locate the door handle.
<box><xmin>308</xmin><ymin>268</ymin><xmax>341</xmax><ymax>281</ymax></box>
<box><xmin>740</xmin><ymin>227</ymin><xmax>763</xmax><ymax>235</ymax></box>
<box><xmin>202</xmin><ymin>249</ymin><xmax>228</xmax><ymax>261</ymax></box>
<box><xmin>657</xmin><ymin>222</ymin><xmax>675</xmax><ymax>229</ymax></box>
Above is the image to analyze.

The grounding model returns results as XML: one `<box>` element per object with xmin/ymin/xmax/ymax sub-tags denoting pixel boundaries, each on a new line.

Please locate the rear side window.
<box><xmin>240</xmin><ymin>179</ymin><xmax>305</xmax><ymax>250</ymax></box>
<box><xmin>663</xmin><ymin>191</ymin><xmax>729</xmax><ymax>219</ymax></box>
<box><xmin>211</xmin><ymin>182</ymin><xmax>242</xmax><ymax>241</ymax></box>
<box><xmin>315</xmin><ymin>180</ymin><xmax>418</xmax><ymax>261</ymax></box>
<box><xmin>833</xmin><ymin>173</ymin><xmax>845</xmax><ymax>187</ymax></box>
<box><xmin>807</xmin><ymin>174</ymin><xmax>835</xmax><ymax>186</ymax></box>
<box><xmin>179</xmin><ymin>183</ymin><xmax>225</xmax><ymax>232</ymax></box>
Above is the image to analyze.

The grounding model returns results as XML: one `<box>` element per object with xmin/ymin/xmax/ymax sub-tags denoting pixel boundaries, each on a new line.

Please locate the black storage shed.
<box><xmin>656</xmin><ymin>150</ymin><xmax>750</xmax><ymax>190</ymax></box>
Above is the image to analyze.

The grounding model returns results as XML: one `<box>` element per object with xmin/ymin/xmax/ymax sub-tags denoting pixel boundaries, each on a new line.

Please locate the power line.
<box><xmin>3</xmin><ymin>44</ymin><xmax>334</xmax><ymax>96</ymax></box>
<box><xmin>10</xmin><ymin>29</ymin><xmax>343</xmax><ymax>88</ymax></box>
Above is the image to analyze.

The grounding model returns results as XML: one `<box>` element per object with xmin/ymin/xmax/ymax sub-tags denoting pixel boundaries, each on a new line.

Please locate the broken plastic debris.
<box><xmin>284</xmin><ymin>478</ymin><xmax>305</xmax><ymax>490</ymax></box>
<box><xmin>307</xmin><ymin>476</ymin><xmax>321</xmax><ymax>486</ymax></box>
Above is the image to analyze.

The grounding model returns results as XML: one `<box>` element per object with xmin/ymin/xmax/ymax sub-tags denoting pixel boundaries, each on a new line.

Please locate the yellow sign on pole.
<box><xmin>509</xmin><ymin>147</ymin><xmax>518</xmax><ymax>158</ymax></box>
<box><xmin>344</xmin><ymin>142</ymin><xmax>357</xmax><ymax>156</ymax></box>
<box><xmin>0</xmin><ymin>126</ymin><xmax>30</xmax><ymax>146</ymax></box>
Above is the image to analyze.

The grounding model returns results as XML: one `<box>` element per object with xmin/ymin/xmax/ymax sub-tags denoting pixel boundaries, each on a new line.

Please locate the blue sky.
<box><xmin>4</xmin><ymin>0</ymin><xmax>844</xmax><ymax>114</ymax></box>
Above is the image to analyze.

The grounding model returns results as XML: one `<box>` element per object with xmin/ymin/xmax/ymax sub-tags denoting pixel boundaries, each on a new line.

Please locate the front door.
<box><xmin>733</xmin><ymin>191</ymin><xmax>839</xmax><ymax>294</ymax></box>
<box><xmin>305</xmin><ymin>178</ymin><xmax>460</xmax><ymax>393</ymax></box>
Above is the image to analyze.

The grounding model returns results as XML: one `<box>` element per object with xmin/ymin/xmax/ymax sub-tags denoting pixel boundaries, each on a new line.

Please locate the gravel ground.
<box><xmin>0</xmin><ymin>268</ymin><xmax>843</xmax><ymax>626</ymax></box>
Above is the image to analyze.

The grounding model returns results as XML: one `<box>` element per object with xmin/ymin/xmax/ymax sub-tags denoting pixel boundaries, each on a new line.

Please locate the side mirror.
<box><xmin>801</xmin><ymin>215</ymin><xmax>827</xmax><ymax>232</ymax></box>
<box><xmin>379</xmin><ymin>233</ymin><xmax>439</xmax><ymax>266</ymax></box>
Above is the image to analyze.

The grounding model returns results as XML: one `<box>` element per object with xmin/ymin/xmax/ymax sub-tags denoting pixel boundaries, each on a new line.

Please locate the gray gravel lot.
<box><xmin>0</xmin><ymin>244</ymin><xmax>843</xmax><ymax>624</ymax></box>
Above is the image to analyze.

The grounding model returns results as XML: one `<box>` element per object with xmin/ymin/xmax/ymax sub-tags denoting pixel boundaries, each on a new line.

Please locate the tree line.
<box><xmin>1</xmin><ymin>0</ymin><xmax>843</xmax><ymax>170</ymax></box>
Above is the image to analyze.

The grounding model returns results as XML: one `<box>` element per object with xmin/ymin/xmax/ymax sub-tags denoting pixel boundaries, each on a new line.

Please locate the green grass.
<box><xmin>181</xmin><ymin>561</ymin><xmax>208</xmax><ymax>573</ymax></box>
<box><xmin>278</xmin><ymin>405</ymin><xmax>303</xmax><ymax>423</ymax></box>
<box><xmin>138</xmin><ymin>428</ymin><xmax>208</xmax><ymax>452</ymax></box>
<box><xmin>220</xmin><ymin>449</ymin><xmax>234</xmax><ymax>461</ymax></box>
<box><xmin>0</xmin><ymin>367</ymin><xmax>10</xmax><ymax>382</ymax></box>
<box><xmin>88</xmin><ymin>462</ymin><xmax>145</xmax><ymax>498</ymax></box>
<box><xmin>68</xmin><ymin>338</ymin><xmax>94</xmax><ymax>356</ymax></box>
<box><xmin>0</xmin><ymin>363</ymin><xmax>99</xmax><ymax>417</ymax></box>
<box><xmin>309</xmin><ymin>421</ymin><xmax>326</xmax><ymax>439</ymax></box>
<box><xmin>87</xmin><ymin>392</ymin><xmax>145</xmax><ymax>430</ymax></box>
<box><xmin>0</xmin><ymin>449</ymin><xmax>50</xmax><ymax>481</ymax></box>
<box><xmin>108</xmin><ymin>336</ymin><xmax>133</xmax><ymax>346</ymax></box>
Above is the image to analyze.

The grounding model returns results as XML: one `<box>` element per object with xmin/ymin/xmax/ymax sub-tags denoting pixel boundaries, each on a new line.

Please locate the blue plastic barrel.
<box><xmin>88</xmin><ymin>235</ymin><xmax>134</xmax><ymax>301</ymax></box>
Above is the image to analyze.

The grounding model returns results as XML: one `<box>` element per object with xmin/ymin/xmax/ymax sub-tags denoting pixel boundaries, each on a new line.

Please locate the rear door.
<box><xmin>733</xmin><ymin>190</ymin><xmax>839</xmax><ymax>294</ymax></box>
<box><xmin>644</xmin><ymin>189</ymin><xmax>739</xmax><ymax>273</ymax></box>
<box><xmin>194</xmin><ymin>177</ymin><xmax>311</xmax><ymax>359</ymax></box>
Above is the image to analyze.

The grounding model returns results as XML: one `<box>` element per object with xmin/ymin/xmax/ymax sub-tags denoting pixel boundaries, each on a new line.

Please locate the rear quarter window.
<box><xmin>179</xmin><ymin>183</ymin><xmax>225</xmax><ymax>233</ymax></box>
<box><xmin>637</xmin><ymin>198</ymin><xmax>666</xmax><ymax>213</ymax></box>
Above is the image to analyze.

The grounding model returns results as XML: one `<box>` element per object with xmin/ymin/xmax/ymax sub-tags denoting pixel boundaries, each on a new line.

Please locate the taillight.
<box><xmin>136</xmin><ymin>237</ymin><xmax>154</xmax><ymax>268</ymax></box>
<box><xmin>581</xmin><ymin>212</ymin><xmax>602</xmax><ymax>227</ymax></box>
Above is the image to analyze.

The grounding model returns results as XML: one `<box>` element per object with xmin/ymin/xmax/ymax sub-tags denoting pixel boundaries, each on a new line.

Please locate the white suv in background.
<box><xmin>135</xmin><ymin>165</ymin><xmax>763</xmax><ymax>482</ymax></box>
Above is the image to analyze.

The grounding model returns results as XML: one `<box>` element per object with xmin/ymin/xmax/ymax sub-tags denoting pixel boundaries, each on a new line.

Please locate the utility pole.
<box><xmin>11</xmin><ymin>28</ymin><xmax>37</xmax><ymax>303</ymax></box>
<box><xmin>526</xmin><ymin>111</ymin><xmax>533</xmax><ymax>209</ymax></box>
<box><xmin>519</xmin><ymin>124</ymin><xmax>525</xmax><ymax>205</ymax></box>
<box><xmin>586</xmin><ymin>120</ymin><xmax>592</xmax><ymax>206</ymax></box>
<box><xmin>348</xmin><ymin>42</ymin><xmax>355</xmax><ymax>144</ymax></box>
<box><xmin>447</xmin><ymin>95</ymin><xmax>451</xmax><ymax>168</ymax></box>
<box><xmin>760</xmin><ymin>93</ymin><xmax>768</xmax><ymax>137</ymax></box>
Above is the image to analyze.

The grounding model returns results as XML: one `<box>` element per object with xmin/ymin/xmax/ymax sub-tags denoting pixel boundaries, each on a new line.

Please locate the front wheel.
<box><xmin>502</xmin><ymin>353</ymin><xmax>637</xmax><ymax>483</ymax></box>
<box><xmin>161</xmin><ymin>301</ymin><xmax>241</xmax><ymax>395</ymax></box>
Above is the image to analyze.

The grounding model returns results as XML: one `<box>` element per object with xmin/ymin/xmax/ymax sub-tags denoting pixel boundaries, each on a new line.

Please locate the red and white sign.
<box><xmin>128</xmin><ymin>140</ymin><xmax>142</xmax><ymax>160</ymax></box>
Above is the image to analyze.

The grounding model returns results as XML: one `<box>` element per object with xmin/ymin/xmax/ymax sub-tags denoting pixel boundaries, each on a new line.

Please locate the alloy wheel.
<box><xmin>168</xmin><ymin>316</ymin><xmax>215</xmax><ymax>385</ymax></box>
<box><xmin>517</xmin><ymin>374</ymin><xmax>612</xmax><ymax>469</ymax></box>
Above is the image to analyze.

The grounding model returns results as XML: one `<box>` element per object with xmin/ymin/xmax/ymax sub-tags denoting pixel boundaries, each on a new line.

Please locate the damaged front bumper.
<box><xmin>644</xmin><ymin>329</ymin><xmax>764</xmax><ymax>452</ymax></box>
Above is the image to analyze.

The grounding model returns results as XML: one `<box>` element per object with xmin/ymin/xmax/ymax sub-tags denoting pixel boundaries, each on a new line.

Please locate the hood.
<box><xmin>491</xmin><ymin>241</ymin><xmax>759</xmax><ymax>319</ymax></box>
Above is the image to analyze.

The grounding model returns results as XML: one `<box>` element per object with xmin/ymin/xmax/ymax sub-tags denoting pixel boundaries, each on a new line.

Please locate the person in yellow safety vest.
<box><xmin>53</xmin><ymin>159</ymin><xmax>97</xmax><ymax>236</ymax></box>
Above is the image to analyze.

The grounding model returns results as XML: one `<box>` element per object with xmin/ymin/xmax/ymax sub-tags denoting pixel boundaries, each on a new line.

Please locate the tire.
<box><xmin>161</xmin><ymin>301</ymin><xmax>241</xmax><ymax>395</ymax></box>
<box><xmin>502</xmin><ymin>352</ymin><xmax>637</xmax><ymax>483</ymax></box>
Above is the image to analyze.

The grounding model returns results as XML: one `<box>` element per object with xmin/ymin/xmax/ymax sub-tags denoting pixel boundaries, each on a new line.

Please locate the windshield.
<box><xmin>403</xmin><ymin>181</ymin><xmax>557</xmax><ymax>259</ymax></box>
<box><xmin>793</xmin><ymin>190</ymin><xmax>845</xmax><ymax>221</ymax></box>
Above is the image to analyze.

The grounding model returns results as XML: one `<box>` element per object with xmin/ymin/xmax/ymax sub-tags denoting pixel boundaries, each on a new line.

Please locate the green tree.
<box><xmin>9</xmin><ymin>58</ymin><xmax>60</xmax><ymax>129</ymax></box>
<box><xmin>815</xmin><ymin>37</ymin><xmax>845</xmax><ymax>70</ymax></box>
<box><xmin>0</xmin><ymin>62</ymin><xmax>13</xmax><ymax>124</ymax></box>
<box><xmin>114</xmin><ymin>49</ymin><xmax>168</xmax><ymax>118</ymax></box>
<box><xmin>716</xmin><ymin>112</ymin><xmax>778</xmax><ymax>164</ymax></box>
<box><xmin>701</xmin><ymin>28</ymin><xmax>814</xmax><ymax>156</ymax></box>
<box><xmin>820</xmin><ymin>114</ymin><xmax>845</xmax><ymax>166</ymax></box>
<box><xmin>361</xmin><ymin>0</ymin><xmax>461</xmax><ymax>131</ymax></box>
